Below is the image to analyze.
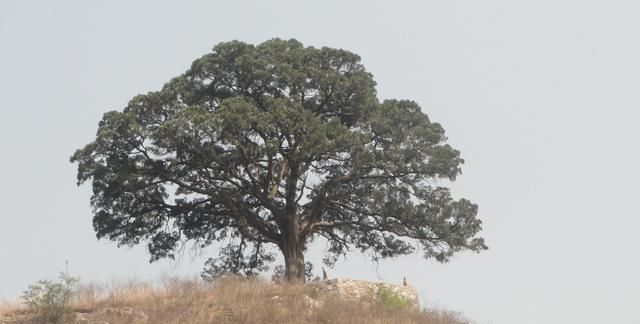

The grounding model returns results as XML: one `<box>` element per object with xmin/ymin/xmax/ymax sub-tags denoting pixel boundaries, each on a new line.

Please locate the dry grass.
<box><xmin>1</xmin><ymin>276</ymin><xmax>472</xmax><ymax>324</ymax></box>
<box><xmin>0</xmin><ymin>299</ymin><xmax>24</xmax><ymax>316</ymax></box>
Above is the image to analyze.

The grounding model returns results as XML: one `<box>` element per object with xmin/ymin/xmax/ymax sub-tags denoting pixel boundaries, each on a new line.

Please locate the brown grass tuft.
<box><xmin>0</xmin><ymin>299</ymin><xmax>24</xmax><ymax>317</ymax></box>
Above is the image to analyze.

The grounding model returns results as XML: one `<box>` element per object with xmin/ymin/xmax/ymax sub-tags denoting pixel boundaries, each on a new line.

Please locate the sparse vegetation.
<box><xmin>20</xmin><ymin>272</ymin><xmax>78</xmax><ymax>324</ymax></box>
<box><xmin>0</xmin><ymin>299</ymin><xmax>23</xmax><ymax>317</ymax></box>
<box><xmin>376</xmin><ymin>285</ymin><xmax>413</xmax><ymax>310</ymax></box>
<box><xmin>1</xmin><ymin>277</ymin><xmax>473</xmax><ymax>324</ymax></box>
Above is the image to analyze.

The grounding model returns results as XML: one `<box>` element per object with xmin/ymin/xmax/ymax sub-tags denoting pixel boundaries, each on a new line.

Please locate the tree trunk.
<box><xmin>279</xmin><ymin>160</ymin><xmax>306</xmax><ymax>283</ymax></box>
<box><xmin>281</xmin><ymin>219</ymin><xmax>305</xmax><ymax>283</ymax></box>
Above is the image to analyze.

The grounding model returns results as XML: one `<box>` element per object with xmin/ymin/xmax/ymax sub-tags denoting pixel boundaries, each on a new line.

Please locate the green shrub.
<box><xmin>21</xmin><ymin>272</ymin><xmax>78</xmax><ymax>323</ymax></box>
<box><xmin>376</xmin><ymin>285</ymin><xmax>411</xmax><ymax>310</ymax></box>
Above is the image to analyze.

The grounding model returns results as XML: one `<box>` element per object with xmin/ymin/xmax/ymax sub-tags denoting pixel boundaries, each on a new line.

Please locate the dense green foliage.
<box><xmin>71</xmin><ymin>39</ymin><xmax>486</xmax><ymax>281</ymax></box>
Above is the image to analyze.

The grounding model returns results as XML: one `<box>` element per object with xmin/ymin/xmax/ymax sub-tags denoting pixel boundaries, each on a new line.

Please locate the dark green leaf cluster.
<box><xmin>201</xmin><ymin>240</ymin><xmax>274</xmax><ymax>281</ymax></box>
<box><xmin>71</xmin><ymin>39</ymin><xmax>486</xmax><ymax>277</ymax></box>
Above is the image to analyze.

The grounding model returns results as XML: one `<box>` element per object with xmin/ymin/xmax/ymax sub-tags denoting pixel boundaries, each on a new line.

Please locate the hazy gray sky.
<box><xmin>1</xmin><ymin>1</ymin><xmax>638</xmax><ymax>323</ymax></box>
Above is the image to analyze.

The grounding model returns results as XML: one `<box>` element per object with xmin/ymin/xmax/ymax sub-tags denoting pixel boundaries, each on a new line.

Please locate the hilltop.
<box><xmin>0</xmin><ymin>277</ymin><xmax>472</xmax><ymax>324</ymax></box>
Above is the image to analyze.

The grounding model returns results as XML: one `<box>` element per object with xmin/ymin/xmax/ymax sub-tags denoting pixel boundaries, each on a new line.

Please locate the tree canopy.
<box><xmin>71</xmin><ymin>38</ymin><xmax>487</xmax><ymax>282</ymax></box>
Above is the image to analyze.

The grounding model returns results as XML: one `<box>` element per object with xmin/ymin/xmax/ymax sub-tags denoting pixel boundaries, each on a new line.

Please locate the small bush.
<box><xmin>21</xmin><ymin>272</ymin><xmax>78</xmax><ymax>323</ymax></box>
<box><xmin>376</xmin><ymin>285</ymin><xmax>412</xmax><ymax>310</ymax></box>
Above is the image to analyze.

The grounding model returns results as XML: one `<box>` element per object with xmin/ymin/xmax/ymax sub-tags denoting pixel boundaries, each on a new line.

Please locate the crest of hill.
<box><xmin>1</xmin><ymin>276</ymin><xmax>470</xmax><ymax>324</ymax></box>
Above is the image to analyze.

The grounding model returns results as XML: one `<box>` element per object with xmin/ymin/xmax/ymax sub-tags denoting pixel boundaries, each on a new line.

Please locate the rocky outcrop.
<box><xmin>307</xmin><ymin>278</ymin><xmax>419</xmax><ymax>308</ymax></box>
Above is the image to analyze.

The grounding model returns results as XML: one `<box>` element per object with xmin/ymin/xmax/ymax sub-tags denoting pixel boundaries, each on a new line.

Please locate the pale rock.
<box><xmin>307</xmin><ymin>278</ymin><xmax>419</xmax><ymax>308</ymax></box>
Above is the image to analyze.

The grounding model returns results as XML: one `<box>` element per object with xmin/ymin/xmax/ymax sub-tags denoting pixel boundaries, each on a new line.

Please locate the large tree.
<box><xmin>71</xmin><ymin>39</ymin><xmax>487</xmax><ymax>282</ymax></box>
